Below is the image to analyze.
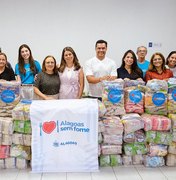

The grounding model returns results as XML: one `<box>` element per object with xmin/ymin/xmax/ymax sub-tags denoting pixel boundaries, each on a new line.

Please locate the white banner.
<box><xmin>30</xmin><ymin>99</ymin><xmax>99</xmax><ymax>172</ymax></box>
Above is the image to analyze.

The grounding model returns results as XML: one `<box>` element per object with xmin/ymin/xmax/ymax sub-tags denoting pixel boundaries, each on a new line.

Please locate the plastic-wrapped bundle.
<box><xmin>2</xmin><ymin>134</ymin><xmax>12</xmax><ymax>145</ymax></box>
<box><xmin>173</xmin><ymin>129</ymin><xmax>176</xmax><ymax>142</ymax></box>
<box><xmin>145</xmin><ymin>131</ymin><xmax>172</xmax><ymax>145</ymax></box>
<box><xmin>132</xmin><ymin>155</ymin><xmax>143</xmax><ymax>165</ymax></box>
<box><xmin>101</xmin><ymin>144</ymin><xmax>122</xmax><ymax>155</ymax></box>
<box><xmin>102</xmin><ymin>79</ymin><xmax>125</xmax><ymax>116</ymax></box>
<box><xmin>12</xmin><ymin>100</ymin><xmax>31</xmax><ymax>121</ymax></box>
<box><xmin>16</xmin><ymin>158</ymin><xmax>28</xmax><ymax>169</ymax></box>
<box><xmin>143</xmin><ymin>155</ymin><xmax>165</xmax><ymax>167</ymax></box>
<box><xmin>4</xmin><ymin>157</ymin><xmax>16</xmax><ymax>169</ymax></box>
<box><xmin>124</xmin><ymin>87</ymin><xmax>144</xmax><ymax>114</ymax></box>
<box><xmin>98</xmin><ymin>100</ymin><xmax>107</xmax><ymax>118</ymax></box>
<box><xmin>145</xmin><ymin>79</ymin><xmax>168</xmax><ymax>115</ymax></box>
<box><xmin>141</xmin><ymin>114</ymin><xmax>171</xmax><ymax>131</ymax></box>
<box><xmin>124</xmin><ymin>80</ymin><xmax>145</xmax><ymax>114</ymax></box>
<box><xmin>10</xmin><ymin>144</ymin><xmax>31</xmax><ymax>160</ymax></box>
<box><xmin>0</xmin><ymin>159</ymin><xmax>5</xmax><ymax>169</ymax></box>
<box><xmin>102</xmin><ymin>134</ymin><xmax>123</xmax><ymax>145</ymax></box>
<box><xmin>168</xmin><ymin>114</ymin><xmax>176</xmax><ymax>130</ymax></box>
<box><xmin>121</xmin><ymin>113</ymin><xmax>144</xmax><ymax>134</ymax></box>
<box><xmin>99</xmin><ymin>154</ymin><xmax>122</xmax><ymax>167</ymax></box>
<box><xmin>168</xmin><ymin>78</ymin><xmax>176</xmax><ymax>114</ymax></box>
<box><xmin>123</xmin><ymin>142</ymin><xmax>147</xmax><ymax>156</ymax></box>
<box><xmin>123</xmin><ymin>130</ymin><xmax>145</xmax><ymax>143</ymax></box>
<box><xmin>0</xmin><ymin>81</ymin><xmax>21</xmax><ymax>117</ymax></box>
<box><xmin>101</xmin><ymin>116</ymin><xmax>123</xmax><ymax>135</ymax></box>
<box><xmin>148</xmin><ymin>144</ymin><xmax>168</xmax><ymax>156</ymax></box>
<box><xmin>13</xmin><ymin>120</ymin><xmax>32</xmax><ymax>134</ymax></box>
<box><xmin>122</xmin><ymin>155</ymin><xmax>132</xmax><ymax>165</ymax></box>
<box><xmin>0</xmin><ymin>117</ymin><xmax>13</xmax><ymax>135</ymax></box>
<box><xmin>168</xmin><ymin>142</ymin><xmax>176</xmax><ymax>155</ymax></box>
<box><xmin>0</xmin><ymin>145</ymin><xmax>10</xmax><ymax>158</ymax></box>
<box><xmin>124</xmin><ymin>79</ymin><xmax>145</xmax><ymax>88</ymax></box>
<box><xmin>166</xmin><ymin>154</ymin><xmax>176</xmax><ymax>166</ymax></box>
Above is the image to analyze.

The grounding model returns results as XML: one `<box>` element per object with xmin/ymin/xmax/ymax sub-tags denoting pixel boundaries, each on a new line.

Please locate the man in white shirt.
<box><xmin>85</xmin><ymin>40</ymin><xmax>117</xmax><ymax>99</ymax></box>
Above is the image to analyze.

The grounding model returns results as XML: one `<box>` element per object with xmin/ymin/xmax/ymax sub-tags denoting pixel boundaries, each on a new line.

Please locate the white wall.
<box><xmin>0</xmin><ymin>0</ymin><xmax>176</xmax><ymax>69</ymax></box>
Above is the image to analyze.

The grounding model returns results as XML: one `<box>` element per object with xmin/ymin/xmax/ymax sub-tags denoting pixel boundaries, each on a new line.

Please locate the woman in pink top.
<box><xmin>58</xmin><ymin>47</ymin><xmax>84</xmax><ymax>99</ymax></box>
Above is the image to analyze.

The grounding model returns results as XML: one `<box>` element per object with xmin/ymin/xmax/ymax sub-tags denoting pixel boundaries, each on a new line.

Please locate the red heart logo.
<box><xmin>42</xmin><ymin>121</ymin><xmax>56</xmax><ymax>134</ymax></box>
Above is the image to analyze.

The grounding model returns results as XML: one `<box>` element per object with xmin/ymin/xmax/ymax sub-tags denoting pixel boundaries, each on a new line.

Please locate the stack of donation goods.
<box><xmin>1</xmin><ymin>78</ymin><xmax>176</xmax><ymax>169</ymax></box>
<box><xmin>0</xmin><ymin>81</ymin><xmax>32</xmax><ymax>169</ymax></box>
<box><xmin>98</xmin><ymin>78</ymin><xmax>176</xmax><ymax>167</ymax></box>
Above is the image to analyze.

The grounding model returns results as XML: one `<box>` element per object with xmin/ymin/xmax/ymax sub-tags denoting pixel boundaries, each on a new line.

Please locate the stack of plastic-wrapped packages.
<box><xmin>141</xmin><ymin>113</ymin><xmax>172</xmax><ymax>167</ymax></box>
<box><xmin>124</xmin><ymin>80</ymin><xmax>145</xmax><ymax>114</ymax></box>
<box><xmin>0</xmin><ymin>81</ymin><xmax>21</xmax><ymax>169</ymax></box>
<box><xmin>10</xmin><ymin>100</ymin><xmax>32</xmax><ymax>169</ymax></box>
<box><xmin>166</xmin><ymin>78</ymin><xmax>176</xmax><ymax>166</ymax></box>
<box><xmin>145</xmin><ymin>79</ymin><xmax>168</xmax><ymax>115</ymax></box>
<box><xmin>102</xmin><ymin>79</ymin><xmax>125</xmax><ymax>116</ymax></box>
<box><xmin>121</xmin><ymin>113</ymin><xmax>146</xmax><ymax>165</ymax></box>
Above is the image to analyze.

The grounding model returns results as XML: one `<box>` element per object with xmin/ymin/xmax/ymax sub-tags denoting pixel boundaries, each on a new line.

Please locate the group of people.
<box><xmin>0</xmin><ymin>40</ymin><xmax>176</xmax><ymax>100</ymax></box>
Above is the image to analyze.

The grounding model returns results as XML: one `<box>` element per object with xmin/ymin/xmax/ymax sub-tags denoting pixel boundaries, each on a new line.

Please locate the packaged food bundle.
<box><xmin>1</xmin><ymin>134</ymin><xmax>12</xmax><ymax>145</ymax></box>
<box><xmin>143</xmin><ymin>155</ymin><xmax>165</xmax><ymax>167</ymax></box>
<box><xmin>13</xmin><ymin>120</ymin><xmax>32</xmax><ymax>134</ymax></box>
<box><xmin>122</xmin><ymin>155</ymin><xmax>132</xmax><ymax>165</ymax></box>
<box><xmin>0</xmin><ymin>145</ymin><xmax>10</xmax><ymax>158</ymax></box>
<box><xmin>148</xmin><ymin>144</ymin><xmax>168</xmax><ymax>156</ymax></box>
<box><xmin>0</xmin><ymin>117</ymin><xmax>13</xmax><ymax>135</ymax></box>
<box><xmin>12</xmin><ymin>100</ymin><xmax>31</xmax><ymax>121</ymax></box>
<box><xmin>121</xmin><ymin>113</ymin><xmax>144</xmax><ymax>134</ymax></box>
<box><xmin>173</xmin><ymin>130</ymin><xmax>176</xmax><ymax>142</ymax></box>
<box><xmin>102</xmin><ymin>79</ymin><xmax>125</xmax><ymax>116</ymax></box>
<box><xmin>168</xmin><ymin>142</ymin><xmax>176</xmax><ymax>155</ymax></box>
<box><xmin>166</xmin><ymin>154</ymin><xmax>176</xmax><ymax>166</ymax></box>
<box><xmin>168</xmin><ymin>114</ymin><xmax>176</xmax><ymax>130</ymax></box>
<box><xmin>101</xmin><ymin>144</ymin><xmax>122</xmax><ymax>155</ymax></box>
<box><xmin>10</xmin><ymin>144</ymin><xmax>31</xmax><ymax>160</ymax></box>
<box><xmin>123</xmin><ymin>142</ymin><xmax>147</xmax><ymax>156</ymax></box>
<box><xmin>16</xmin><ymin>158</ymin><xmax>28</xmax><ymax>169</ymax></box>
<box><xmin>0</xmin><ymin>81</ymin><xmax>21</xmax><ymax>114</ymax></box>
<box><xmin>124</xmin><ymin>79</ymin><xmax>145</xmax><ymax>88</ymax></box>
<box><xmin>101</xmin><ymin>116</ymin><xmax>123</xmax><ymax>135</ymax></box>
<box><xmin>167</xmin><ymin>78</ymin><xmax>176</xmax><ymax>114</ymax></box>
<box><xmin>145</xmin><ymin>80</ymin><xmax>168</xmax><ymax>115</ymax></box>
<box><xmin>98</xmin><ymin>100</ymin><xmax>107</xmax><ymax>118</ymax></box>
<box><xmin>145</xmin><ymin>131</ymin><xmax>172</xmax><ymax>145</ymax></box>
<box><xmin>99</xmin><ymin>154</ymin><xmax>122</xmax><ymax>167</ymax></box>
<box><xmin>124</xmin><ymin>81</ymin><xmax>145</xmax><ymax>114</ymax></box>
<box><xmin>98</xmin><ymin>121</ymin><xmax>105</xmax><ymax>133</ymax></box>
<box><xmin>102</xmin><ymin>134</ymin><xmax>123</xmax><ymax>145</ymax></box>
<box><xmin>0</xmin><ymin>133</ymin><xmax>2</xmax><ymax>144</ymax></box>
<box><xmin>0</xmin><ymin>159</ymin><xmax>5</xmax><ymax>169</ymax></box>
<box><xmin>98</xmin><ymin>133</ymin><xmax>103</xmax><ymax>144</ymax></box>
<box><xmin>141</xmin><ymin>114</ymin><xmax>171</xmax><ymax>131</ymax></box>
<box><xmin>132</xmin><ymin>155</ymin><xmax>143</xmax><ymax>165</ymax></box>
<box><xmin>4</xmin><ymin>157</ymin><xmax>16</xmax><ymax>169</ymax></box>
<box><xmin>124</xmin><ymin>88</ymin><xmax>144</xmax><ymax>114</ymax></box>
<box><xmin>123</xmin><ymin>130</ymin><xmax>145</xmax><ymax>143</ymax></box>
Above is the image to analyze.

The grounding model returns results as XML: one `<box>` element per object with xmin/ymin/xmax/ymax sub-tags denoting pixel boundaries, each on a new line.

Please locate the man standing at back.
<box><xmin>85</xmin><ymin>40</ymin><xmax>117</xmax><ymax>100</ymax></box>
<box><xmin>136</xmin><ymin>46</ymin><xmax>150</xmax><ymax>77</ymax></box>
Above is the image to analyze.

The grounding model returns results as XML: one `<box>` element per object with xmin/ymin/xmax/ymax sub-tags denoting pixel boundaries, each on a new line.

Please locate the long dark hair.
<box><xmin>58</xmin><ymin>47</ymin><xmax>81</xmax><ymax>73</ymax></box>
<box><xmin>166</xmin><ymin>51</ymin><xmax>176</xmax><ymax>66</ymax></box>
<box><xmin>18</xmin><ymin>44</ymin><xmax>36</xmax><ymax>74</ymax></box>
<box><xmin>121</xmin><ymin>49</ymin><xmax>142</xmax><ymax>76</ymax></box>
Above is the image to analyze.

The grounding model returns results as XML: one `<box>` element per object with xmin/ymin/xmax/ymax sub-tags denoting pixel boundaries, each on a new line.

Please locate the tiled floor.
<box><xmin>1</xmin><ymin>165</ymin><xmax>176</xmax><ymax>180</ymax></box>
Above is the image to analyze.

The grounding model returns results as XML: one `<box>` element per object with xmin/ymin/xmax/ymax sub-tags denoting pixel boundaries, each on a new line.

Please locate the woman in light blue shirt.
<box><xmin>15</xmin><ymin>44</ymin><xmax>41</xmax><ymax>84</ymax></box>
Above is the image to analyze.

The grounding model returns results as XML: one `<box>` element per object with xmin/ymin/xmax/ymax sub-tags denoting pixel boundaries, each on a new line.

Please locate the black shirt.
<box><xmin>117</xmin><ymin>67</ymin><xmax>143</xmax><ymax>80</ymax></box>
<box><xmin>0</xmin><ymin>67</ymin><xmax>16</xmax><ymax>81</ymax></box>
